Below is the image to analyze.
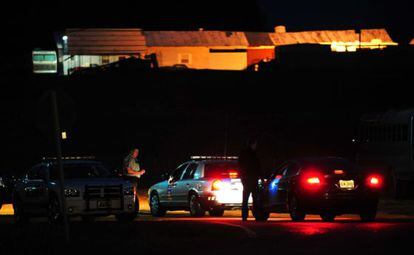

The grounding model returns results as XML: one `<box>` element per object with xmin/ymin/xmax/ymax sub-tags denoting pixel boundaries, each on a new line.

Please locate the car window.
<box><xmin>49</xmin><ymin>163</ymin><xmax>112</xmax><ymax>180</ymax></box>
<box><xmin>182</xmin><ymin>163</ymin><xmax>198</xmax><ymax>180</ymax></box>
<box><xmin>171</xmin><ymin>164</ymin><xmax>188</xmax><ymax>182</ymax></box>
<box><xmin>285</xmin><ymin>163</ymin><xmax>300</xmax><ymax>177</ymax></box>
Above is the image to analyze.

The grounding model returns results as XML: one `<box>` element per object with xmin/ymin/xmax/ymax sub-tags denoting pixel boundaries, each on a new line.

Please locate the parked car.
<box><xmin>13</xmin><ymin>157</ymin><xmax>138</xmax><ymax>223</ymax></box>
<box><xmin>254</xmin><ymin>157</ymin><xmax>383</xmax><ymax>222</ymax></box>
<box><xmin>148</xmin><ymin>156</ymin><xmax>251</xmax><ymax>217</ymax></box>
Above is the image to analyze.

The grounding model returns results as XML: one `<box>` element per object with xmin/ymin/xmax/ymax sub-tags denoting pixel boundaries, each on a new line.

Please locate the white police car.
<box><xmin>148</xmin><ymin>156</ymin><xmax>251</xmax><ymax>217</ymax></box>
<box><xmin>13</xmin><ymin>157</ymin><xmax>138</xmax><ymax>223</ymax></box>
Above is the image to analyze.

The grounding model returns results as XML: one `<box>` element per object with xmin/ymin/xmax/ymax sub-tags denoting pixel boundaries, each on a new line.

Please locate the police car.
<box><xmin>148</xmin><ymin>156</ymin><xmax>251</xmax><ymax>217</ymax></box>
<box><xmin>13</xmin><ymin>157</ymin><xmax>138</xmax><ymax>223</ymax></box>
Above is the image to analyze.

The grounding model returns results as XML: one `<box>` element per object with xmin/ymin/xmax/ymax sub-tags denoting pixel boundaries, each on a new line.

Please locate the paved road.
<box><xmin>1</xmin><ymin>210</ymin><xmax>413</xmax><ymax>255</ymax></box>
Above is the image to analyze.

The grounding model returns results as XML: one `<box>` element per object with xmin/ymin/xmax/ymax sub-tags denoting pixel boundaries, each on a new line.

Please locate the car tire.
<box><xmin>189</xmin><ymin>194</ymin><xmax>205</xmax><ymax>217</ymax></box>
<box><xmin>13</xmin><ymin>196</ymin><xmax>29</xmax><ymax>225</ymax></box>
<box><xmin>48</xmin><ymin>194</ymin><xmax>63</xmax><ymax>224</ymax></box>
<box><xmin>289</xmin><ymin>196</ymin><xmax>306</xmax><ymax>222</ymax></box>
<box><xmin>150</xmin><ymin>193</ymin><xmax>166</xmax><ymax>217</ymax></box>
<box><xmin>209</xmin><ymin>208</ymin><xmax>225</xmax><ymax>217</ymax></box>
<box><xmin>360</xmin><ymin>207</ymin><xmax>377</xmax><ymax>222</ymax></box>
<box><xmin>320</xmin><ymin>213</ymin><xmax>336</xmax><ymax>222</ymax></box>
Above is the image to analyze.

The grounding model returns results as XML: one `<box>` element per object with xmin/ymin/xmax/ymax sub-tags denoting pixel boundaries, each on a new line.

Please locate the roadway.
<box><xmin>1</xmin><ymin>206</ymin><xmax>413</xmax><ymax>255</ymax></box>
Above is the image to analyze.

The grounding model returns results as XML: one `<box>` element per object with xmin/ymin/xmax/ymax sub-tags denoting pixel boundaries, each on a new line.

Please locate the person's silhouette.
<box><xmin>238</xmin><ymin>138</ymin><xmax>262</xmax><ymax>221</ymax></box>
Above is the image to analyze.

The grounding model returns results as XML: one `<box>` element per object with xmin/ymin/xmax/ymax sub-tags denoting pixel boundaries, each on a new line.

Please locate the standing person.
<box><xmin>238</xmin><ymin>138</ymin><xmax>262</xmax><ymax>221</ymax></box>
<box><xmin>123</xmin><ymin>148</ymin><xmax>146</xmax><ymax>180</ymax></box>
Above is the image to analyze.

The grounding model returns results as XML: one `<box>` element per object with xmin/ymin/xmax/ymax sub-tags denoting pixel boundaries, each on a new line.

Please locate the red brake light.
<box><xmin>301</xmin><ymin>169</ymin><xmax>324</xmax><ymax>190</ymax></box>
<box><xmin>228</xmin><ymin>170</ymin><xmax>239</xmax><ymax>179</ymax></box>
<box><xmin>307</xmin><ymin>177</ymin><xmax>321</xmax><ymax>184</ymax></box>
<box><xmin>212</xmin><ymin>179</ymin><xmax>223</xmax><ymax>191</ymax></box>
<box><xmin>367</xmin><ymin>175</ymin><xmax>382</xmax><ymax>188</ymax></box>
<box><xmin>334</xmin><ymin>170</ymin><xmax>344</xmax><ymax>175</ymax></box>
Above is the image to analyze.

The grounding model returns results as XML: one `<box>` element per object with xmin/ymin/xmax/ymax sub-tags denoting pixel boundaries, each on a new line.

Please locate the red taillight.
<box><xmin>212</xmin><ymin>179</ymin><xmax>223</xmax><ymax>191</ymax></box>
<box><xmin>301</xmin><ymin>170</ymin><xmax>324</xmax><ymax>190</ymax></box>
<box><xmin>367</xmin><ymin>175</ymin><xmax>382</xmax><ymax>188</ymax></box>
<box><xmin>228</xmin><ymin>170</ymin><xmax>239</xmax><ymax>179</ymax></box>
<box><xmin>307</xmin><ymin>177</ymin><xmax>321</xmax><ymax>184</ymax></box>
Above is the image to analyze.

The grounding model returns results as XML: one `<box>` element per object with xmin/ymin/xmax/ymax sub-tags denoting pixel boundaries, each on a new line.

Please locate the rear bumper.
<box><xmin>65</xmin><ymin>195</ymin><xmax>137</xmax><ymax>216</ymax></box>
<box><xmin>199</xmin><ymin>193</ymin><xmax>251</xmax><ymax>210</ymax></box>
<box><xmin>299</xmin><ymin>192</ymin><xmax>379</xmax><ymax>214</ymax></box>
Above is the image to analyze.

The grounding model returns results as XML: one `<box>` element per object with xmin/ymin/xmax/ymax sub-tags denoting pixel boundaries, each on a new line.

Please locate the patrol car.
<box><xmin>148</xmin><ymin>156</ymin><xmax>251</xmax><ymax>217</ymax></box>
<box><xmin>13</xmin><ymin>157</ymin><xmax>138</xmax><ymax>223</ymax></box>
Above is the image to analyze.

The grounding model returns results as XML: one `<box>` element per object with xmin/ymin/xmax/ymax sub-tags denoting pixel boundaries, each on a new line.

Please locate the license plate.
<box><xmin>339</xmin><ymin>180</ymin><xmax>355</xmax><ymax>189</ymax></box>
<box><xmin>97</xmin><ymin>200</ymin><xmax>111</xmax><ymax>209</ymax></box>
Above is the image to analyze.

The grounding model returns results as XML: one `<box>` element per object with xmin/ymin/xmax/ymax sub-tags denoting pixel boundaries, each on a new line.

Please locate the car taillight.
<box><xmin>228</xmin><ymin>170</ymin><xmax>239</xmax><ymax>179</ymax></box>
<box><xmin>307</xmin><ymin>177</ymin><xmax>321</xmax><ymax>184</ymax></box>
<box><xmin>367</xmin><ymin>175</ymin><xmax>382</xmax><ymax>188</ymax></box>
<box><xmin>212</xmin><ymin>179</ymin><xmax>223</xmax><ymax>191</ymax></box>
<box><xmin>301</xmin><ymin>170</ymin><xmax>324</xmax><ymax>190</ymax></box>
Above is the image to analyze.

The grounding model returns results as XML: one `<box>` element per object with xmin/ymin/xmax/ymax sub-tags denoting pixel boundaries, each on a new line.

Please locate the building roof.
<box><xmin>65</xmin><ymin>28</ymin><xmax>147</xmax><ymax>55</ymax></box>
<box><xmin>244</xmin><ymin>32</ymin><xmax>274</xmax><ymax>46</ymax></box>
<box><xmin>269</xmin><ymin>28</ymin><xmax>395</xmax><ymax>46</ymax></box>
<box><xmin>360</xmin><ymin>29</ymin><xmax>395</xmax><ymax>43</ymax></box>
<box><xmin>144</xmin><ymin>31</ymin><xmax>249</xmax><ymax>47</ymax></box>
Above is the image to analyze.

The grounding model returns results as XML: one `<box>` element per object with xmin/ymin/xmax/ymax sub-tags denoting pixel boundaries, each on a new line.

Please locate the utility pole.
<box><xmin>50</xmin><ymin>90</ymin><xmax>70</xmax><ymax>244</ymax></box>
<box><xmin>224</xmin><ymin>113</ymin><xmax>229</xmax><ymax>157</ymax></box>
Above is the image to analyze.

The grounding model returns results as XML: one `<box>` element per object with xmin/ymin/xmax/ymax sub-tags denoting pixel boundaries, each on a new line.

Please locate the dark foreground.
<box><xmin>0</xmin><ymin>212</ymin><xmax>413</xmax><ymax>255</ymax></box>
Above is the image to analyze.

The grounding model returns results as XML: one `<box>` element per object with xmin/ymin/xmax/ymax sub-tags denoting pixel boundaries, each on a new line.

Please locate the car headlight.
<box><xmin>123</xmin><ymin>186</ymin><xmax>135</xmax><ymax>196</ymax></box>
<box><xmin>64</xmin><ymin>188</ymin><xmax>80</xmax><ymax>197</ymax></box>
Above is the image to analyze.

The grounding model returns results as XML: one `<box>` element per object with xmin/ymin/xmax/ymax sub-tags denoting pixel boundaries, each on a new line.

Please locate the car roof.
<box><xmin>188</xmin><ymin>159</ymin><xmax>238</xmax><ymax>164</ymax></box>
<box><xmin>290</xmin><ymin>157</ymin><xmax>351</xmax><ymax>166</ymax></box>
<box><xmin>42</xmin><ymin>159</ymin><xmax>103</xmax><ymax>165</ymax></box>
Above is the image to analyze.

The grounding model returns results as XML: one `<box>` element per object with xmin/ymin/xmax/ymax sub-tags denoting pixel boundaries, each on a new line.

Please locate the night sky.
<box><xmin>4</xmin><ymin>0</ymin><xmax>414</xmax><ymax>49</ymax></box>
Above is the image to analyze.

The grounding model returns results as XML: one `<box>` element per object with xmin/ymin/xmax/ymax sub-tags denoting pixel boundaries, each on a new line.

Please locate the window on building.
<box><xmin>102</xmin><ymin>56</ymin><xmax>110</xmax><ymax>65</ymax></box>
<box><xmin>178</xmin><ymin>53</ymin><xmax>191</xmax><ymax>65</ymax></box>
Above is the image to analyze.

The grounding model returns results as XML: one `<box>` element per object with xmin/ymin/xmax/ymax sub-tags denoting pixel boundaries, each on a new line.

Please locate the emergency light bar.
<box><xmin>191</xmin><ymin>156</ymin><xmax>238</xmax><ymax>160</ymax></box>
<box><xmin>42</xmin><ymin>156</ymin><xmax>96</xmax><ymax>161</ymax></box>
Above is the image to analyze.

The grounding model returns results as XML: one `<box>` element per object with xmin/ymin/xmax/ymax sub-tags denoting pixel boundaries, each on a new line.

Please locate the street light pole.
<box><xmin>50</xmin><ymin>90</ymin><xmax>70</xmax><ymax>244</ymax></box>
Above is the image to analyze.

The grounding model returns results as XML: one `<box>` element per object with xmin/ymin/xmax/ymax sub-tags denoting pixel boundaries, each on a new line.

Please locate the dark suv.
<box><xmin>255</xmin><ymin>157</ymin><xmax>383</xmax><ymax>222</ymax></box>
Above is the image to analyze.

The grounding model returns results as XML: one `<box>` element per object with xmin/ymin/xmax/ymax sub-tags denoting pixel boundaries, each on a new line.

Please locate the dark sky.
<box><xmin>4</xmin><ymin>0</ymin><xmax>414</xmax><ymax>50</ymax></box>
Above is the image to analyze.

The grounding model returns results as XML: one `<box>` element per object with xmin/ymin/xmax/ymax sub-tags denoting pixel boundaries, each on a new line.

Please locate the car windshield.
<box><xmin>50</xmin><ymin>163</ymin><xmax>113</xmax><ymax>179</ymax></box>
<box><xmin>204</xmin><ymin>161</ymin><xmax>240</xmax><ymax>178</ymax></box>
<box><xmin>302</xmin><ymin>159</ymin><xmax>358</xmax><ymax>173</ymax></box>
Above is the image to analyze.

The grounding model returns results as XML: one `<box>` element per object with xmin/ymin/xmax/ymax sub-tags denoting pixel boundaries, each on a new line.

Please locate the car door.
<box><xmin>21</xmin><ymin>164</ymin><xmax>49</xmax><ymax>212</ymax></box>
<box><xmin>277</xmin><ymin>162</ymin><xmax>301</xmax><ymax>206</ymax></box>
<box><xmin>166</xmin><ymin>163</ymin><xmax>188</xmax><ymax>206</ymax></box>
<box><xmin>174</xmin><ymin>163</ymin><xmax>199</xmax><ymax>206</ymax></box>
<box><xmin>267</xmin><ymin>163</ymin><xmax>288</xmax><ymax>208</ymax></box>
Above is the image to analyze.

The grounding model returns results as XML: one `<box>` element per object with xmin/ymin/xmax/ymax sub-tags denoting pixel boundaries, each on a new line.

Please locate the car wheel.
<box><xmin>13</xmin><ymin>196</ymin><xmax>29</xmax><ymax>224</ymax></box>
<box><xmin>320</xmin><ymin>212</ymin><xmax>336</xmax><ymax>222</ymax></box>
<box><xmin>48</xmin><ymin>194</ymin><xmax>63</xmax><ymax>224</ymax></box>
<box><xmin>189</xmin><ymin>194</ymin><xmax>205</xmax><ymax>217</ymax></box>
<box><xmin>150</xmin><ymin>193</ymin><xmax>166</xmax><ymax>217</ymax></box>
<box><xmin>289</xmin><ymin>196</ymin><xmax>306</xmax><ymax>222</ymax></box>
<box><xmin>209</xmin><ymin>208</ymin><xmax>225</xmax><ymax>217</ymax></box>
<box><xmin>360</xmin><ymin>207</ymin><xmax>377</xmax><ymax>222</ymax></box>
